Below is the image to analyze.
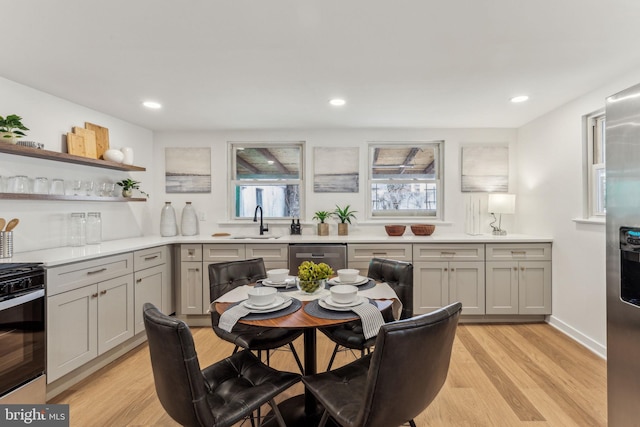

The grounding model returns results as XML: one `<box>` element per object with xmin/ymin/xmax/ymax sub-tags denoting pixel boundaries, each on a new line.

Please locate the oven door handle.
<box><xmin>0</xmin><ymin>289</ymin><xmax>44</xmax><ymax>312</ymax></box>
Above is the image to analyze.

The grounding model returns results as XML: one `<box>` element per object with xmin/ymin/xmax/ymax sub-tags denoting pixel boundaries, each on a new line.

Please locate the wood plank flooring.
<box><xmin>49</xmin><ymin>323</ymin><xmax>607</xmax><ymax>426</ymax></box>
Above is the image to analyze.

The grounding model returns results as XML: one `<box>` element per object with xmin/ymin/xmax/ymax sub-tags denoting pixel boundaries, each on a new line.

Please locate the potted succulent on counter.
<box><xmin>116</xmin><ymin>178</ymin><xmax>149</xmax><ymax>198</ymax></box>
<box><xmin>334</xmin><ymin>204</ymin><xmax>357</xmax><ymax>236</ymax></box>
<box><xmin>0</xmin><ymin>114</ymin><xmax>29</xmax><ymax>144</ymax></box>
<box><xmin>312</xmin><ymin>210</ymin><xmax>333</xmax><ymax>236</ymax></box>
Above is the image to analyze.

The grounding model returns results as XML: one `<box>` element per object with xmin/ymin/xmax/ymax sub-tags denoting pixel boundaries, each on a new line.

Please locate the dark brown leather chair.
<box><xmin>303</xmin><ymin>302</ymin><xmax>462</xmax><ymax>427</ymax></box>
<box><xmin>320</xmin><ymin>257</ymin><xmax>414</xmax><ymax>370</ymax></box>
<box><xmin>143</xmin><ymin>303</ymin><xmax>300</xmax><ymax>427</ymax></box>
<box><xmin>209</xmin><ymin>258</ymin><xmax>304</xmax><ymax>372</ymax></box>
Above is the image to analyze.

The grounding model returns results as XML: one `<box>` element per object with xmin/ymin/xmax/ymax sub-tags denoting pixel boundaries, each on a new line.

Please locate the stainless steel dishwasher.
<box><xmin>288</xmin><ymin>244</ymin><xmax>347</xmax><ymax>273</ymax></box>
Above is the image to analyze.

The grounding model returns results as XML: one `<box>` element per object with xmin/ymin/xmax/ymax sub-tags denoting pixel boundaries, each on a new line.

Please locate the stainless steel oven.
<box><xmin>0</xmin><ymin>263</ymin><xmax>46</xmax><ymax>403</ymax></box>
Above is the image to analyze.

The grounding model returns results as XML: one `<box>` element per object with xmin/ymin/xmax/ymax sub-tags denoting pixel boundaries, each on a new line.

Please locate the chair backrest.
<box><xmin>357</xmin><ymin>302</ymin><xmax>462</xmax><ymax>427</ymax></box>
<box><xmin>367</xmin><ymin>257</ymin><xmax>414</xmax><ymax>319</ymax></box>
<box><xmin>142</xmin><ymin>303</ymin><xmax>215</xmax><ymax>427</ymax></box>
<box><xmin>208</xmin><ymin>258</ymin><xmax>267</xmax><ymax>324</ymax></box>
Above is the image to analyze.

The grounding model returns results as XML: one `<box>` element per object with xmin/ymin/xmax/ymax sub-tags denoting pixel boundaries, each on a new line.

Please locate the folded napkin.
<box><xmin>359</xmin><ymin>282</ymin><xmax>403</xmax><ymax>320</ymax></box>
<box><xmin>217</xmin><ymin>304</ymin><xmax>252</xmax><ymax>332</ymax></box>
<box><xmin>351</xmin><ymin>302</ymin><xmax>385</xmax><ymax>339</ymax></box>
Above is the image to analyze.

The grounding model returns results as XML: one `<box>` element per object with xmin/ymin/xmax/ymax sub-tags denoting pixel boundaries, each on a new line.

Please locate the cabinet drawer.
<box><xmin>413</xmin><ymin>244</ymin><xmax>485</xmax><ymax>261</ymax></box>
<box><xmin>47</xmin><ymin>253</ymin><xmax>133</xmax><ymax>296</ymax></box>
<box><xmin>180</xmin><ymin>244</ymin><xmax>202</xmax><ymax>262</ymax></box>
<box><xmin>203</xmin><ymin>244</ymin><xmax>246</xmax><ymax>261</ymax></box>
<box><xmin>134</xmin><ymin>245</ymin><xmax>168</xmax><ymax>271</ymax></box>
<box><xmin>246</xmin><ymin>244</ymin><xmax>288</xmax><ymax>262</ymax></box>
<box><xmin>348</xmin><ymin>244</ymin><xmax>412</xmax><ymax>262</ymax></box>
<box><xmin>486</xmin><ymin>243</ymin><xmax>551</xmax><ymax>261</ymax></box>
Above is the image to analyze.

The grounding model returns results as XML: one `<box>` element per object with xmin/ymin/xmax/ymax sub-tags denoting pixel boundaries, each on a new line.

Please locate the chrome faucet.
<box><xmin>253</xmin><ymin>205</ymin><xmax>269</xmax><ymax>235</ymax></box>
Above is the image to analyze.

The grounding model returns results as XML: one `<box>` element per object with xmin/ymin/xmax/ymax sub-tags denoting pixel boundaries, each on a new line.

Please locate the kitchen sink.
<box><xmin>231</xmin><ymin>235</ymin><xmax>281</xmax><ymax>240</ymax></box>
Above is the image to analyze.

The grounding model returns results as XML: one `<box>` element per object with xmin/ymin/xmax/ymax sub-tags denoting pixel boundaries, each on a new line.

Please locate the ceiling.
<box><xmin>4</xmin><ymin>0</ymin><xmax>640</xmax><ymax>131</ymax></box>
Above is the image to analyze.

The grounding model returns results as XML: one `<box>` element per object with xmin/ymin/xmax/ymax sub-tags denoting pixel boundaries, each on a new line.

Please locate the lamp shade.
<box><xmin>488</xmin><ymin>193</ymin><xmax>516</xmax><ymax>214</ymax></box>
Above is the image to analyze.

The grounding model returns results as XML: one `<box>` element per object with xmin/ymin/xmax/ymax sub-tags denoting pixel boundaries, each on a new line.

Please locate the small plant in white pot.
<box><xmin>116</xmin><ymin>179</ymin><xmax>149</xmax><ymax>198</ymax></box>
<box><xmin>0</xmin><ymin>114</ymin><xmax>29</xmax><ymax>144</ymax></box>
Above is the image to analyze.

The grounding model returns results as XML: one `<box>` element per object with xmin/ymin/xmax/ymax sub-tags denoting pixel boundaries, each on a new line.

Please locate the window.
<box><xmin>230</xmin><ymin>142</ymin><xmax>303</xmax><ymax>219</ymax></box>
<box><xmin>586</xmin><ymin>112</ymin><xmax>605</xmax><ymax>217</ymax></box>
<box><xmin>368</xmin><ymin>142</ymin><xmax>443</xmax><ymax>219</ymax></box>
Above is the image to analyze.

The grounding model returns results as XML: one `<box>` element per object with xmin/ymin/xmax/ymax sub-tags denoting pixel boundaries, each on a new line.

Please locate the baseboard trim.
<box><xmin>547</xmin><ymin>315</ymin><xmax>606</xmax><ymax>359</ymax></box>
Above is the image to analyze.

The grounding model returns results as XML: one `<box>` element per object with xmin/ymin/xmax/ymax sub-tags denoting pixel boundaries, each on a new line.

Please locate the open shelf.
<box><xmin>0</xmin><ymin>143</ymin><xmax>146</xmax><ymax>171</ymax></box>
<box><xmin>0</xmin><ymin>193</ymin><xmax>146</xmax><ymax>202</ymax></box>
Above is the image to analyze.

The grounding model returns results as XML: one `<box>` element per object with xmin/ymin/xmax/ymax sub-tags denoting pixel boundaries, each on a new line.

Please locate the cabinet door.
<box><xmin>98</xmin><ymin>275</ymin><xmax>134</xmax><ymax>354</ymax></box>
<box><xmin>133</xmin><ymin>264</ymin><xmax>167</xmax><ymax>334</ymax></box>
<box><xmin>519</xmin><ymin>261</ymin><xmax>552</xmax><ymax>315</ymax></box>
<box><xmin>486</xmin><ymin>261</ymin><xmax>519</xmax><ymax>314</ymax></box>
<box><xmin>449</xmin><ymin>261</ymin><xmax>485</xmax><ymax>315</ymax></box>
<box><xmin>414</xmin><ymin>262</ymin><xmax>449</xmax><ymax>315</ymax></box>
<box><xmin>47</xmin><ymin>285</ymin><xmax>98</xmax><ymax>383</ymax></box>
<box><xmin>180</xmin><ymin>261</ymin><xmax>203</xmax><ymax>314</ymax></box>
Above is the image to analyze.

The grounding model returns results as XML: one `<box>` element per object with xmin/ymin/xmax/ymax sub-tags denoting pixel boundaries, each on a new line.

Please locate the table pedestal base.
<box><xmin>263</xmin><ymin>395</ymin><xmax>339</xmax><ymax>427</ymax></box>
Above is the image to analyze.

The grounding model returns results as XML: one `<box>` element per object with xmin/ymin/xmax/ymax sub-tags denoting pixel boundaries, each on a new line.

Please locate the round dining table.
<box><xmin>215</xmin><ymin>294</ymin><xmax>393</xmax><ymax>426</ymax></box>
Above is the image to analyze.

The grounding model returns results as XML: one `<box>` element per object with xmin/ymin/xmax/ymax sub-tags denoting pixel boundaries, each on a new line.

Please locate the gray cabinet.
<box><xmin>413</xmin><ymin>244</ymin><xmax>485</xmax><ymax>315</ymax></box>
<box><xmin>133</xmin><ymin>246</ymin><xmax>172</xmax><ymax>334</ymax></box>
<box><xmin>485</xmin><ymin>244</ymin><xmax>552</xmax><ymax>315</ymax></box>
<box><xmin>347</xmin><ymin>243</ymin><xmax>412</xmax><ymax>275</ymax></box>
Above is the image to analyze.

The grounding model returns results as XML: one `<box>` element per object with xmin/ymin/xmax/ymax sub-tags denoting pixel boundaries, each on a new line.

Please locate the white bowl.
<box><xmin>330</xmin><ymin>284</ymin><xmax>358</xmax><ymax>304</ymax></box>
<box><xmin>247</xmin><ymin>287</ymin><xmax>277</xmax><ymax>306</ymax></box>
<box><xmin>337</xmin><ymin>269</ymin><xmax>359</xmax><ymax>283</ymax></box>
<box><xmin>267</xmin><ymin>268</ymin><xmax>289</xmax><ymax>283</ymax></box>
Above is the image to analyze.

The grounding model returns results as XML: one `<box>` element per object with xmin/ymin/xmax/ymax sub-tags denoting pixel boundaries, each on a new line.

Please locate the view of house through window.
<box><xmin>231</xmin><ymin>143</ymin><xmax>303</xmax><ymax>219</ymax></box>
<box><xmin>586</xmin><ymin>112</ymin><xmax>605</xmax><ymax>217</ymax></box>
<box><xmin>368</xmin><ymin>143</ymin><xmax>442</xmax><ymax>218</ymax></box>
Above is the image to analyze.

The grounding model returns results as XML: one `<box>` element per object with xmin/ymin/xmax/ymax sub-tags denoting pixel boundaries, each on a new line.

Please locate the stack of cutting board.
<box><xmin>66</xmin><ymin>122</ymin><xmax>110</xmax><ymax>159</ymax></box>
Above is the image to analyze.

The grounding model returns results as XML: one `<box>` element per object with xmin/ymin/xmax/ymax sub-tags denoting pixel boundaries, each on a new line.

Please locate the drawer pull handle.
<box><xmin>91</xmin><ymin>293</ymin><xmax>98</xmax><ymax>298</ymax></box>
<box><xmin>441</xmin><ymin>252</ymin><xmax>456</xmax><ymax>256</ymax></box>
<box><xmin>511</xmin><ymin>251</ymin><xmax>526</xmax><ymax>255</ymax></box>
<box><xmin>372</xmin><ymin>252</ymin><xmax>388</xmax><ymax>256</ymax></box>
<box><xmin>136</xmin><ymin>278</ymin><xmax>142</xmax><ymax>283</ymax></box>
<box><xmin>513</xmin><ymin>267</ymin><xmax>518</xmax><ymax>271</ymax></box>
<box><xmin>87</xmin><ymin>268</ymin><xmax>107</xmax><ymax>275</ymax></box>
<box><xmin>444</xmin><ymin>267</ymin><xmax>448</xmax><ymax>272</ymax></box>
<box><xmin>100</xmin><ymin>290</ymin><xmax>107</xmax><ymax>295</ymax></box>
<box><xmin>521</xmin><ymin>267</ymin><xmax>525</xmax><ymax>271</ymax></box>
<box><xmin>144</xmin><ymin>255</ymin><xmax>159</xmax><ymax>260</ymax></box>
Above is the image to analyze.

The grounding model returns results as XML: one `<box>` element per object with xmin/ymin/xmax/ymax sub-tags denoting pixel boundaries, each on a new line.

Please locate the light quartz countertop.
<box><xmin>2</xmin><ymin>233</ymin><xmax>553</xmax><ymax>267</ymax></box>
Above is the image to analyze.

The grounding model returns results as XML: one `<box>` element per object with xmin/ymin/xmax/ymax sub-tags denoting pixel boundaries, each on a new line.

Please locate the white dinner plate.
<box><xmin>242</xmin><ymin>295</ymin><xmax>292</xmax><ymax>312</ymax></box>
<box><xmin>327</xmin><ymin>276</ymin><xmax>369</xmax><ymax>286</ymax></box>
<box><xmin>262</xmin><ymin>276</ymin><xmax>296</xmax><ymax>287</ymax></box>
<box><xmin>318</xmin><ymin>296</ymin><xmax>368</xmax><ymax>311</ymax></box>
<box><xmin>324</xmin><ymin>296</ymin><xmax>365</xmax><ymax>307</ymax></box>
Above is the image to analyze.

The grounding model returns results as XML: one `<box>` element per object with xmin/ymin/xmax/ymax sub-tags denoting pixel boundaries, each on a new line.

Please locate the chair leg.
<box><xmin>409</xmin><ymin>420</ymin><xmax>417</xmax><ymax>427</ymax></box>
<box><xmin>232</xmin><ymin>345</ymin><xmax>239</xmax><ymax>355</ymax></box>
<box><xmin>318</xmin><ymin>409</ymin><xmax>330</xmax><ymax>427</ymax></box>
<box><xmin>266</xmin><ymin>349</ymin><xmax>270</xmax><ymax>366</ymax></box>
<box><xmin>326</xmin><ymin>344</ymin><xmax>340</xmax><ymax>371</ymax></box>
<box><xmin>268</xmin><ymin>399</ymin><xmax>287</xmax><ymax>427</ymax></box>
<box><xmin>288</xmin><ymin>342</ymin><xmax>304</xmax><ymax>374</ymax></box>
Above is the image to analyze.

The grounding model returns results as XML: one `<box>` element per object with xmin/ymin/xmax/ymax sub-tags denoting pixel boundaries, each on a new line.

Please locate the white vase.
<box><xmin>160</xmin><ymin>202</ymin><xmax>178</xmax><ymax>237</ymax></box>
<box><xmin>181</xmin><ymin>202</ymin><xmax>199</xmax><ymax>236</ymax></box>
<box><xmin>104</xmin><ymin>148</ymin><xmax>124</xmax><ymax>163</ymax></box>
<box><xmin>121</xmin><ymin>147</ymin><xmax>134</xmax><ymax>165</ymax></box>
<box><xmin>0</xmin><ymin>132</ymin><xmax>17</xmax><ymax>144</ymax></box>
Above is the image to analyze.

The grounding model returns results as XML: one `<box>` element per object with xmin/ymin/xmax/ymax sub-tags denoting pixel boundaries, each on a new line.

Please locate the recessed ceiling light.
<box><xmin>329</xmin><ymin>98</ymin><xmax>346</xmax><ymax>106</ymax></box>
<box><xmin>510</xmin><ymin>95</ymin><xmax>529</xmax><ymax>103</ymax></box>
<box><xmin>142</xmin><ymin>101</ymin><xmax>162</xmax><ymax>109</ymax></box>
<box><xmin>267</xmin><ymin>160</ymin><xmax>274</xmax><ymax>165</ymax></box>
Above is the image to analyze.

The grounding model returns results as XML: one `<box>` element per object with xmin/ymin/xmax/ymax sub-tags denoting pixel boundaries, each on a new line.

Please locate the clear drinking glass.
<box><xmin>84</xmin><ymin>180</ymin><xmax>95</xmax><ymax>196</ymax></box>
<box><xmin>50</xmin><ymin>179</ymin><xmax>65</xmax><ymax>195</ymax></box>
<box><xmin>33</xmin><ymin>177</ymin><xmax>49</xmax><ymax>194</ymax></box>
<box><xmin>69</xmin><ymin>179</ymin><xmax>82</xmax><ymax>196</ymax></box>
<box><xmin>8</xmin><ymin>175</ymin><xmax>29</xmax><ymax>193</ymax></box>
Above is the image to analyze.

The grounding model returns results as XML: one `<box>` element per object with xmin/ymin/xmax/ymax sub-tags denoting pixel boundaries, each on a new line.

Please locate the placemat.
<box><xmin>304</xmin><ymin>298</ymin><xmax>378</xmax><ymax>320</ymax></box>
<box><xmin>228</xmin><ymin>297</ymin><xmax>302</xmax><ymax>320</ymax></box>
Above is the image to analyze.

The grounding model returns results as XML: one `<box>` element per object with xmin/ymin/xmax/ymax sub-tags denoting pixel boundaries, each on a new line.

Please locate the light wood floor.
<box><xmin>50</xmin><ymin>323</ymin><xmax>607</xmax><ymax>426</ymax></box>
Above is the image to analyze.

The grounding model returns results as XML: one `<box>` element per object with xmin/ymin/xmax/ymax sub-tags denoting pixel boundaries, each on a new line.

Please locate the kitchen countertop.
<box><xmin>2</xmin><ymin>233</ymin><xmax>553</xmax><ymax>267</ymax></box>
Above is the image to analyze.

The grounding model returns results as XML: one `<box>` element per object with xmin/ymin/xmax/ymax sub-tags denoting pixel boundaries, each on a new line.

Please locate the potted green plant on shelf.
<box><xmin>0</xmin><ymin>114</ymin><xmax>29</xmax><ymax>144</ymax></box>
<box><xmin>334</xmin><ymin>204</ymin><xmax>357</xmax><ymax>236</ymax></box>
<box><xmin>116</xmin><ymin>179</ymin><xmax>149</xmax><ymax>198</ymax></box>
<box><xmin>312</xmin><ymin>210</ymin><xmax>333</xmax><ymax>236</ymax></box>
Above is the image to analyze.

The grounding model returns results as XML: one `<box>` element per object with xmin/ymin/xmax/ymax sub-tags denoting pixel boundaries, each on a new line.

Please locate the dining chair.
<box><xmin>208</xmin><ymin>258</ymin><xmax>304</xmax><ymax>373</ymax></box>
<box><xmin>303</xmin><ymin>301</ymin><xmax>462</xmax><ymax>427</ymax></box>
<box><xmin>320</xmin><ymin>257</ymin><xmax>413</xmax><ymax>370</ymax></box>
<box><xmin>142</xmin><ymin>303</ymin><xmax>300</xmax><ymax>427</ymax></box>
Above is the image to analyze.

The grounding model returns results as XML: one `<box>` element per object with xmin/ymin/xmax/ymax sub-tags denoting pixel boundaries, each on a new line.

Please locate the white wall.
<box><xmin>151</xmin><ymin>128</ymin><xmax>517</xmax><ymax>237</ymax></box>
<box><xmin>517</xmin><ymin>66</ymin><xmax>640</xmax><ymax>357</ymax></box>
<box><xmin>0</xmin><ymin>77</ymin><xmax>154</xmax><ymax>252</ymax></box>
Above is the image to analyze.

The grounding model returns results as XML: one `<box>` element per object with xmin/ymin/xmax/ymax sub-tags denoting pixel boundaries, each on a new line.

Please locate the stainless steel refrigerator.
<box><xmin>606</xmin><ymin>81</ymin><xmax>640</xmax><ymax>426</ymax></box>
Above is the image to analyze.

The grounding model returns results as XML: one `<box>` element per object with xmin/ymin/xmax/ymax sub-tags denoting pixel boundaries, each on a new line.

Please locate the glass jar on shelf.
<box><xmin>86</xmin><ymin>212</ymin><xmax>102</xmax><ymax>244</ymax></box>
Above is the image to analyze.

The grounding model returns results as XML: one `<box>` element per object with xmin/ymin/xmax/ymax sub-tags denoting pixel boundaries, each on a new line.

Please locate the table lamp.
<box><xmin>488</xmin><ymin>193</ymin><xmax>515</xmax><ymax>235</ymax></box>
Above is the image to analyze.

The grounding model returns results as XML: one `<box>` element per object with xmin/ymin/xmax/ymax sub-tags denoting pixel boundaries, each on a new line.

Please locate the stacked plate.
<box><xmin>261</xmin><ymin>276</ymin><xmax>296</xmax><ymax>288</ymax></box>
<box><xmin>241</xmin><ymin>295</ymin><xmax>293</xmax><ymax>313</ymax></box>
<box><xmin>327</xmin><ymin>275</ymin><xmax>369</xmax><ymax>286</ymax></box>
<box><xmin>318</xmin><ymin>295</ymin><xmax>368</xmax><ymax>311</ymax></box>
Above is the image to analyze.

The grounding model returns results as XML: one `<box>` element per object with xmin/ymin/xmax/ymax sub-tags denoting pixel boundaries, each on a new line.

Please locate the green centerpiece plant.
<box><xmin>297</xmin><ymin>260</ymin><xmax>333</xmax><ymax>294</ymax></box>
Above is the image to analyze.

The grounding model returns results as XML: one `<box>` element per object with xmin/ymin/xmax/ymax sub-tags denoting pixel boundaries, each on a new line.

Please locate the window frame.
<box><xmin>229</xmin><ymin>141</ymin><xmax>305</xmax><ymax>221</ymax></box>
<box><xmin>585</xmin><ymin>111</ymin><xmax>606</xmax><ymax>218</ymax></box>
<box><xmin>366</xmin><ymin>141</ymin><xmax>444</xmax><ymax>220</ymax></box>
